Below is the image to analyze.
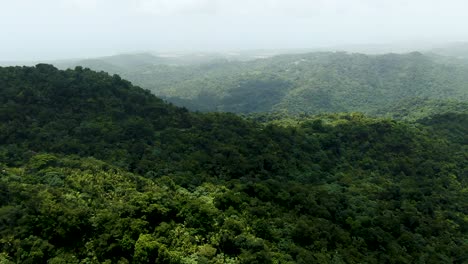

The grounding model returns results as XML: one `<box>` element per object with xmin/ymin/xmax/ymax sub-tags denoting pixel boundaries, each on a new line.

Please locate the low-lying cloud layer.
<box><xmin>1</xmin><ymin>0</ymin><xmax>468</xmax><ymax>60</ymax></box>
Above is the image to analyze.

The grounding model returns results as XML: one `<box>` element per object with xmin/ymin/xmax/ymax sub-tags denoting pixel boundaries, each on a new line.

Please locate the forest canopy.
<box><xmin>0</xmin><ymin>65</ymin><xmax>466</xmax><ymax>263</ymax></box>
<box><xmin>58</xmin><ymin>52</ymin><xmax>468</xmax><ymax>116</ymax></box>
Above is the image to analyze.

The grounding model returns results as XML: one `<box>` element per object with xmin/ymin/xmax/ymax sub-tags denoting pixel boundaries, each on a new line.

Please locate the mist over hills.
<box><xmin>428</xmin><ymin>42</ymin><xmax>468</xmax><ymax>60</ymax></box>
<box><xmin>41</xmin><ymin>50</ymin><xmax>468</xmax><ymax>117</ymax></box>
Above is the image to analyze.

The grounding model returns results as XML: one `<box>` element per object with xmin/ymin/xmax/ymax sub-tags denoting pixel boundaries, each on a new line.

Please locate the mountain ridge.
<box><xmin>49</xmin><ymin>51</ymin><xmax>468</xmax><ymax>116</ymax></box>
<box><xmin>0</xmin><ymin>65</ymin><xmax>466</xmax><ymax>263</ymax></box>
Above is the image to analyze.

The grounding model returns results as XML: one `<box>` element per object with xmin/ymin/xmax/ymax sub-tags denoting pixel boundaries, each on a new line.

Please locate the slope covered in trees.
<box><xmin>370</xmin><ymin>98</ymin><xmax>468</xmax><ymax>120</ymax></box>
<box><xmin>53</xmin><ymin>51</ymin><xmax>286</xmax><ymax>74</ymax></box>
<box><xmin>0</xmin><ymin>65</ymin><xmax>466</xmax><ymax>263</ymax></box>
<box><xmin>57</xmin><ymin>52</ymin><xmax>468</xmax><ymax>116</ymax></box>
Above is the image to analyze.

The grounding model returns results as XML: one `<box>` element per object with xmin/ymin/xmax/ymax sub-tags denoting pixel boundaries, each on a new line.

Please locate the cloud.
<box><xmin>130</xmin><ymin>0</ymin><xmax>344</xmax><ymax>17</ymax></box>
<box><xmin>62</xmin><ymin>0</ymin><xmax>99</xmax><ymax>10</ymax></box>
<box><xmin>134</xmin><ymin>0</ymin><xmax>218</xmax><ymax>15</ymax></box>
<box><xmin>1</xmin><ymin>0</ymin><xmax>468</xmax><ymax>60</ymax></box>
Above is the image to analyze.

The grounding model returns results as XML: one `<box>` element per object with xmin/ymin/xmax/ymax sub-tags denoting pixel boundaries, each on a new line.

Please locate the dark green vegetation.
<box><xmin>58</xmin><ymin>51</ymin><xmax>468</xmax><ymax>116</ymax></box>
<box><xmin>371</xmin><ymin>98</ymin><xmax>468</xmax><ymax>121</ymax></box>
<box><xmin>0</xmin><ymin>65</ymin><xmax>467</xmax><ymax>263</ymax></box>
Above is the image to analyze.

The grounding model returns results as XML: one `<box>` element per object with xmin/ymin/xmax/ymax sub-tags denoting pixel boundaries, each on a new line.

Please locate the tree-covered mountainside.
<box><xmin>58</xmin><ymin>51</ymin><xmax>468</xmax><ymax>116</ymax></box>
<box><xmin>0</xmin><ymin>65</ymin><xmax>466</xmax><ymax>263</ymax></box>
<box><xmin>53</xmin><ymin>51</ymin><xmax>287</xmax><ymax>74</ymax></box>
<box><xmin>370</xmin><ymin>98</ymin><xmax>468</xmax><ymax>120</ymax></box>
<box><xmin>53</xmin><ymin>53</ymin><xmax>231</xmax><ymax>74</ymax></box>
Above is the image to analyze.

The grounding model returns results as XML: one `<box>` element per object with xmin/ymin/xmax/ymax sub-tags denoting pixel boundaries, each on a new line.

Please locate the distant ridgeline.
<box><xmin>0</xmin><ymin>65</ymin><xmax>466</xmax><ymax>263</ymax></box>
<box><xmin>57</xmin><ymin>51</ymin><xmax>468</xmax><ymax>116</ymax></box>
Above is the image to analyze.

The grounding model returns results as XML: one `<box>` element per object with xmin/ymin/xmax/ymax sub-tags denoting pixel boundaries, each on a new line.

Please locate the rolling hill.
<box><xmin>56</xmin><ymin>51</ymin><xmax>468</xmax><ymax>116</ymax></box>
<box><xmin>0</xmin><ymin>65</ymin><xmax>466</xmax><ymax>263</ymax></box>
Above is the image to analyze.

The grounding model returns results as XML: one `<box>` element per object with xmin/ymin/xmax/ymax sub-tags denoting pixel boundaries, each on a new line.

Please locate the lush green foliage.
<box><xmin>371</xmin><ymin>98</ymin><xmax>468</xmax><ymax>121</ymax></box>
<box><xmin>0</xmin><ymin>65</ymin><xmax>466</xmax><ymax>263</ymax></box>
<box><xmin>59</xmin><ymin>52</ymin><xmax>468</xmax><ymax>116</ymax></box>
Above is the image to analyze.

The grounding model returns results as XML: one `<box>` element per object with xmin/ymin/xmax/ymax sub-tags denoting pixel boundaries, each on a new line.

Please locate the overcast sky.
<box><xmin>1</xmin><ymin>0</ymin><xmax>468</xmax><ymax>61</ymax></box>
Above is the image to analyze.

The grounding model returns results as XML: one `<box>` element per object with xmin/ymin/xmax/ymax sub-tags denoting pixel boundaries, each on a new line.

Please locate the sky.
<box><xmin>1</xmin><ymin>0</ymin><xmax>468</xmax><ymax>61</ymax></box>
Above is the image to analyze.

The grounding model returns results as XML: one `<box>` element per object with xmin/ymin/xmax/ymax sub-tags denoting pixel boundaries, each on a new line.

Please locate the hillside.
<box><xmin>0</xmin><ymin>65</ymin><xmax>466</xmax><ymax>263</ymax></box>
<box><xmin>57</xmin><ymin>52</ymin><xmax>468</xmax><ymax>116</ymax></box>
<box><xmin>54</xmin><ymin>53</ymin><xmax>231</xmax><ymax>73</ymax></box>
<box><xmin>53</xmin><ymin>51</ymin><xmax>292</xmax><ymax>74</ymax></box>
<box><xmin>370</xmin><ymin>98</ymin><xmax>468</xmax><ymax>120</ymax></box>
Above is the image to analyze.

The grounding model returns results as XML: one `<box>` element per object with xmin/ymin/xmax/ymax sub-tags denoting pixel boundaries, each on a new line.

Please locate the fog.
<box><xmin>1</xmin><ymin>0</ymin><xmax>468</xmax><ymax>61</ymax></box>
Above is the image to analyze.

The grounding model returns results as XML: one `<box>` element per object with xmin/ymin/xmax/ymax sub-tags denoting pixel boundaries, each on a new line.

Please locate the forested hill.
<box><xmin>0</xmin><ymin>64</ymin><xmax>191</xmax><ymax>167</ymax></box>
<box><xmin>57</xmin><ymin>51</ymin><xmax>468</xmax><ymax>115</ymax></box>
<box><xmin>0</xmin><ymin>65</ymin><xmax>466</xmax><ymax>263</ymax></box>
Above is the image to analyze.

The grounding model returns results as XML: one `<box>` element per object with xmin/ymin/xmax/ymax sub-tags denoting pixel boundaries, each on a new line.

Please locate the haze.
<box><xmin>1</xmin><ymin>0</ymin><xmax>468</xmax><ymax>61</ymax></box>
